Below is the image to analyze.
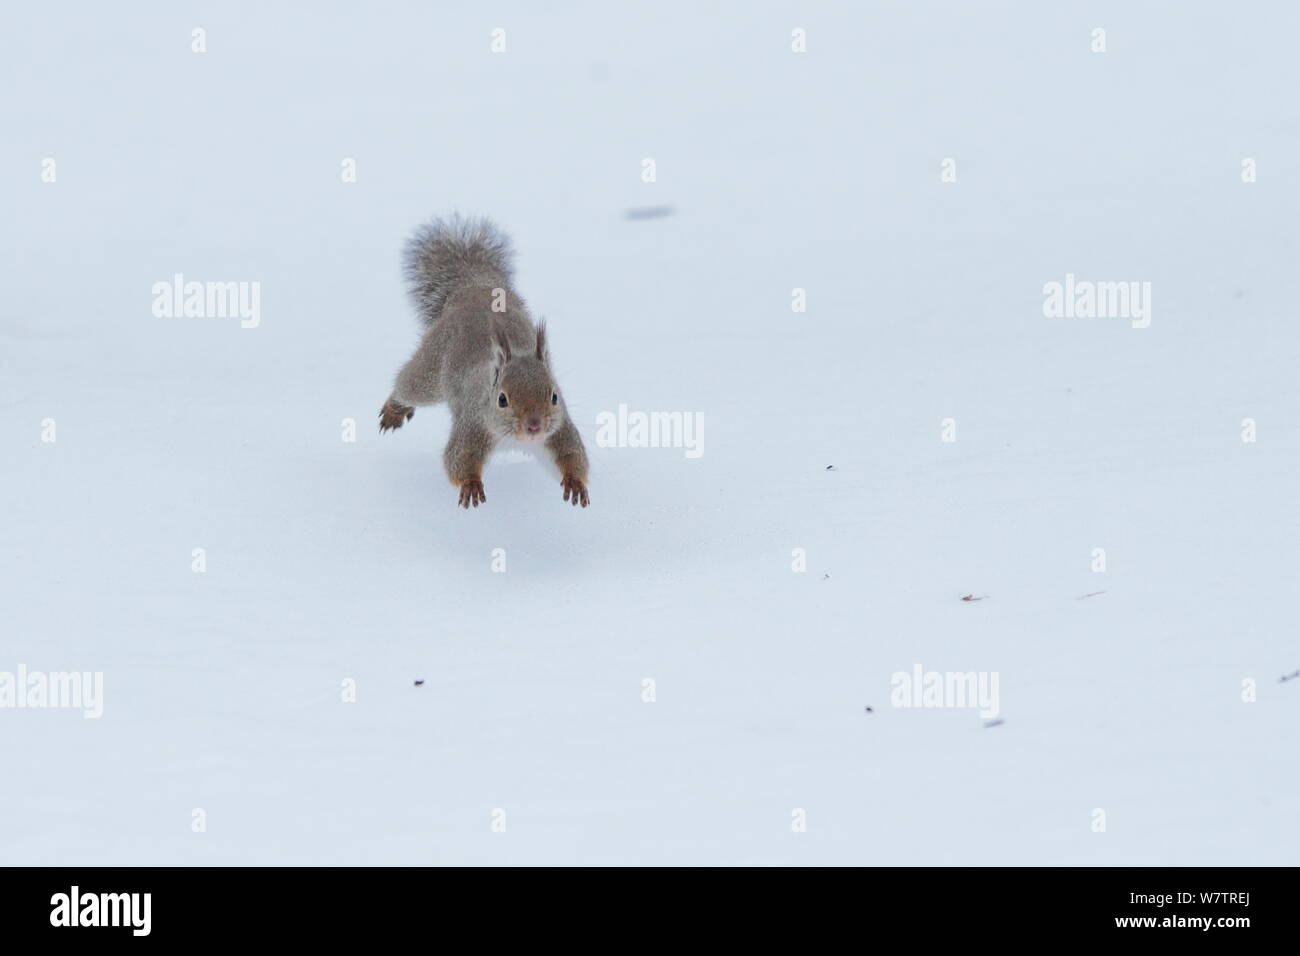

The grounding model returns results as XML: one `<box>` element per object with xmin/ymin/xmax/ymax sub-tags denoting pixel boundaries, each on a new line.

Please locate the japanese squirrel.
<box><xmin>379</xmin><ymin>216</ymin><xmax>590</xmax><ymax>509</ymax></box>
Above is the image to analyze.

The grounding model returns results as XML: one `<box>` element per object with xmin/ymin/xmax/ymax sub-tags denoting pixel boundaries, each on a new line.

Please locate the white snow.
<box><xmin>2</xmin><ymin>1</ymin><xmax>1298</xmax><ymax>865</ymax></box>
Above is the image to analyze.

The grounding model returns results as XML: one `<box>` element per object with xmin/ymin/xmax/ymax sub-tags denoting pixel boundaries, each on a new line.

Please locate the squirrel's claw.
<box><xmin>458</xmin><ymin>479</ymin><xmax>486</xmax><ymax>509</ymax></box>
<box><xmin>379</xmin><ymin>399</ymin><xmax>414</xmax><ymax>433</ymax></box>
<box><xmin>561</xmin><ymin>475</ymin><xmax>589</xmax><ymax>508</ymax></box>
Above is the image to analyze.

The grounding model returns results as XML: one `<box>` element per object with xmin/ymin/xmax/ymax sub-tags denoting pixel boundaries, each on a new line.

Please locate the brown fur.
<box><xmin>380</xmin><ymin>216</ymin><xmax>589</xmax><ymax>509</ymax></box>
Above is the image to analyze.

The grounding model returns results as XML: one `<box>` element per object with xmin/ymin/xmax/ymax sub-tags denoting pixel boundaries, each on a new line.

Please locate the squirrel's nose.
<box><xmin>525</xmin><ymin>417</ymin><xmax>542</xmax><ymax>434</ymax></box>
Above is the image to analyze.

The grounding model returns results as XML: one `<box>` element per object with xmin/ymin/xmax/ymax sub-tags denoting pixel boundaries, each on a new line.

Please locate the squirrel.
<box><xmin>379</xmin><ymin>215</ymin><xmax>590</xmax><ymax>509</ymax></box>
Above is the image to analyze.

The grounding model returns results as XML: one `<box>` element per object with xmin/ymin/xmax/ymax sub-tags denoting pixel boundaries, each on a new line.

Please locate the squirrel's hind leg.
<box><xmin>380</xmin><ymin>334</ymin><xmax>444</xmax><ymax>432</ymax></box>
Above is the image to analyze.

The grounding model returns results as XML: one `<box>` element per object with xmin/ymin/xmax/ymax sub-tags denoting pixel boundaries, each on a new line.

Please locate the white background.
<box><xmin>2</xmin><ymin>1</ymin><xmax>1297</xmax><ymax>864</ymax></box>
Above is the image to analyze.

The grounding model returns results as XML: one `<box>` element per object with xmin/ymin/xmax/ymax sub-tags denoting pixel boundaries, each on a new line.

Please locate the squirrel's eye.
<box><xmin>498</xmin><ymin>393</ymin><xmax>508</xmax><ymax>407</ymax></box>
<box><xmin>551</xmin><ymin>392</ymin><xmax>558</xmax><ymax>405</ymax></box>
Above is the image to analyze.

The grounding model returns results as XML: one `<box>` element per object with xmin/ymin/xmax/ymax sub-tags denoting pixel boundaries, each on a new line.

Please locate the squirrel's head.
<box><xmin>490</xmin><ymin>321</ymin><xmax>561</xmax><ymax>444</ymax></box>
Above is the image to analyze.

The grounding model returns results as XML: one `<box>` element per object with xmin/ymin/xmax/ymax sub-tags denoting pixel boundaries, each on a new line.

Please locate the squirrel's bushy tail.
<box><xmin>404</xmin><ymin>214</ymin><xmax>515</xmax><ymax>327</ymax></box>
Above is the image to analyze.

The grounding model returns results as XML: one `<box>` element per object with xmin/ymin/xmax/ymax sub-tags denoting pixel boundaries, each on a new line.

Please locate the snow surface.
<box><xmin>2</xmin><ymin>1</ymin><xmax>1298</xmax><ymax>865</ymax></box>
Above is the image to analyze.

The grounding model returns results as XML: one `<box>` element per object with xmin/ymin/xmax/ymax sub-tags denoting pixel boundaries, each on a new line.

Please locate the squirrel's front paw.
<box><xmin>458</xmin><ymin>479</ymin><xmax>487</xmax><ymax>509</ymax></box>
<box><xmin>379</xmin><ymin>398</ymin><xmax>414</xmax><ymax>433</ymax></box>
<box><xmin>561</xmin><ymin>475</ymin><xmax>589</xmax><ymax>508</ymax></box>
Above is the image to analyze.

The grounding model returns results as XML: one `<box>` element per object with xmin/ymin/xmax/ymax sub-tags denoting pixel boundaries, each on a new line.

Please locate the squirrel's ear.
<box><xmin>535</xmin><ymin>320</ymin><xmax>548</xmax><ymax>363</ymax></box>
<box><xmin>491</xmin><ymin>321</ymin><xmax>512</xmax><ymax>364</ymax></box>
